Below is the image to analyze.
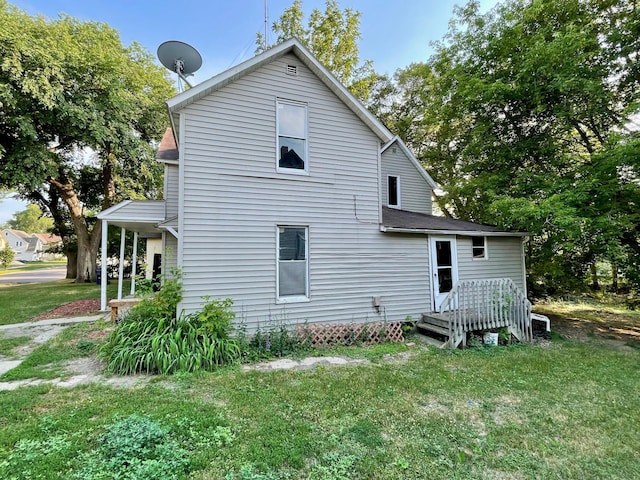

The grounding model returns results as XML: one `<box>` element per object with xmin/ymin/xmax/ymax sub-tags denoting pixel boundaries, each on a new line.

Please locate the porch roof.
<box><xmin>381</xmin><ymin>207</ymin><xmax>526</xmax><ymax>237</ymax></box>
<box><xmin>97</xmin><ymin>200</ymin><xmax>165</xmax><ymax>233</ymax></box>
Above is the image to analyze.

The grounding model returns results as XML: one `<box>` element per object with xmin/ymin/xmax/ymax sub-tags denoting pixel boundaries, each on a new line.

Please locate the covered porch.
<box><xmin>96</xmin><ymin>200</ymin><xmax>171</xmax><ymax>313</ymax></box>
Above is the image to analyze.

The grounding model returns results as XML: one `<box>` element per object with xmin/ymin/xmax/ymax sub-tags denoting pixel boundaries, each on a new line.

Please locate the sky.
<box><xmin>1</xmin><ymin>0</ymin><xmax>499</xmax><ymax>224</ymax></box>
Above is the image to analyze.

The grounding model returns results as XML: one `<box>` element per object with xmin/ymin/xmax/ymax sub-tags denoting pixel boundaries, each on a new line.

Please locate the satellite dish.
<box><xmin>157</xmin><ymin>40</ymin><xmax>202</xmax><ymax>90</ymax></box>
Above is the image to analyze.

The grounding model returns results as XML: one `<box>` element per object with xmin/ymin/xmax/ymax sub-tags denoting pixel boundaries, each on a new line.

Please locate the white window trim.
<box><xmin>276</xmin><ymin>225</ymin><xmax>310</xmax><ymax>303</ymax></box>
<box><xmin>471</xmin><ymin>236</ymin><xmax>488</xmax><ymax>260</ymax></box>
<box><xmin>275</xmin><ymin>98</ymin><xmax>309</xmax><ymax>175</ymax></box>
<box><xmin>387</xmin><ymin>175</ymin><xmax>401</xmax><ymax>209</ymax></box>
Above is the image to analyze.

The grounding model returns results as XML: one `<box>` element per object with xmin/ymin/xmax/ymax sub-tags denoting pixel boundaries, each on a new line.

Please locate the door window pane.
<box><xmin>436</xmin><ymin>241</ymin><xmax>452</xmax><ymax>267</ymax></box>
<box><xmin>438</xmin><ymin>267</ymin><xmax>453</xmax><ymax>292</ymax></box>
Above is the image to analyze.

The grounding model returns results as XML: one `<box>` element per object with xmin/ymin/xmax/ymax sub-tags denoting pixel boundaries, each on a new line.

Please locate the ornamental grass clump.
<box><xmin>100</xmin><ymin>276</ymin><xmax>239</xmax><ymax>375</ymax></box>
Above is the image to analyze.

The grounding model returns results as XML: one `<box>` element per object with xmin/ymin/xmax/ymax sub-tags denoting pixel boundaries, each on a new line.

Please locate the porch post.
<box><xmin>117</xmin><ymin>227</ymin><xmax>125</xmax><ymax>300</ymax></box>
<box><xmin>130</xmin><ymin>231</ymin><xmax>138</xmax><ymax>296</ymax></box>
<box><xmin>100</xmin><ymin>220</ymin><xmax>108</xmax><ymax>311</ymax></box>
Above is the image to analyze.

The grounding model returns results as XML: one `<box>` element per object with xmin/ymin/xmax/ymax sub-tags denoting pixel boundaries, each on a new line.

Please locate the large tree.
<box><xmin>258</xmin><ymin>0</ymin><xmax>382</xmax><ymax>102</ymax></box>
<box><xmin>379</xmin><ymin>0</ymin><xmax>640</xmax><ymax>293</ymax></box>
<box><xmin>0</xmin><ymin>1</ymin><xmax>174</xmax><ymax>281</ymax></box>
<box><xmin>5</xmin><ymin>204</ymin><xmax>53</xmax><ymax>233</ymax></box>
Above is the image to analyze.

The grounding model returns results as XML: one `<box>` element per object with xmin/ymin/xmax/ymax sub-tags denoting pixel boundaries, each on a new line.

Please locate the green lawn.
<box><xmin>0</xmin><ymin>260</ymin><xmax>66</xmax><ymax>275</ymax></box>
<box><xmin>0</xmin><ymin>279</ymin><xmax>129</xmax><ymax>325</ymax></box>
<box><xmin>0</xmin><ymin>330</ymin><xmax>638</xmax><ymax>478</ymax></box>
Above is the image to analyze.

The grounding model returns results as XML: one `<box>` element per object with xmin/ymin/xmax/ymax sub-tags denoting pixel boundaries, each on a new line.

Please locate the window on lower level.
<box><xmin>388</xmin><ymin>175</ymin><xmax>400</xmax><ymax>208</ymax></box>
<box><xmin>472</xmin><ymin>236</ymin><xmax>486</xmax><ymax>259</ymax></box>
<box><xmin>277</xmin><ymin>226</ymin><xmax>309</xmax><ymax>301</ymax></box>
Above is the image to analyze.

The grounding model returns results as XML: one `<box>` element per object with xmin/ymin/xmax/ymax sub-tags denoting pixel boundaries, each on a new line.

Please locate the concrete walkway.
<box><xmin>0</xmin><ymin>314</ymin><xmax>108</xmax><ymax>377</ymax></box>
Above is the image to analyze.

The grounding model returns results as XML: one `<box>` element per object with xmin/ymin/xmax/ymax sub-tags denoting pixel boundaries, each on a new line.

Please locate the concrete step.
<box><xmin>415</xmin><ymin>333</ymin><xmax>446</xmax><ymax>349</ymax></box>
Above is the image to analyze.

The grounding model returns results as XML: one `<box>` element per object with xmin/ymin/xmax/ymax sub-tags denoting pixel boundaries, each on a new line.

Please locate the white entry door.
<box><xmin>430</xmin><ymin>236</ymin><xmax>459</xmax><ymax>311</ymax></box>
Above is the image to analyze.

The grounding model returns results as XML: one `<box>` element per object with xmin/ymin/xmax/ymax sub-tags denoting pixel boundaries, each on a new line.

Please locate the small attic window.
<box><xmin>286</xmin><ymin>64</ymin><xmax>298</xmax><ymax>76</ymax></box>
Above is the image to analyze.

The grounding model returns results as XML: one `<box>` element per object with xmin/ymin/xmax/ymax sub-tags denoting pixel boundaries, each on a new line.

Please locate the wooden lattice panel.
<box><xmin>296</xmin><ymin>322</ymin><xmax>404</xmax><ymax>347</ymax></box>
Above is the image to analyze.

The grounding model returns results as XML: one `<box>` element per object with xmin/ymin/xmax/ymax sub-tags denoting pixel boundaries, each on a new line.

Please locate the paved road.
<box><xmin>0</xmin><ymin>266</ymin><xmax>67</xmax><ymax>284</ymax></box>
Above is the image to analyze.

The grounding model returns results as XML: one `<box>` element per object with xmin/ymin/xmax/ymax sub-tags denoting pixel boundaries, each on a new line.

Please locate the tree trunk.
<box><xmin>48</xmin><ymin>174</ymin><xmax>97</xmax><ymax>283</ymax></box>
<box><xmin>65</xmin><ymin>249</ymin><xmax>77</xmax><ymax>279</ymax></box>
<box><xmin>611</xmin><ymin>265</ymin><xmax>618</xmax><ymax>293</ymax></box>
<box><xmin>590</xmin><ymin>262</ymin><xmax>600</xmax><ymax>291</ymax></box>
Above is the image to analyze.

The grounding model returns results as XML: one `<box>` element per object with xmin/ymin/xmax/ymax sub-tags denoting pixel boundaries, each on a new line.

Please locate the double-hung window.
<box><xmin>277</xmin><ymin>99</ymin><xmax>308</xmax><ymax>174</ymax></box>
<box><xmin>471</xmin><ymin>236</ymin><xmax>486</xmax><ymax>259</ymax></box>
<box><xmin>388</xmin><ymin>175</ymin><xmax>400</xmax><ymax>208</ymax></box>
<box><xmin>277</xmin><ymin>226</ymin><xmax>309</xmax><ymax>301</ymax></box>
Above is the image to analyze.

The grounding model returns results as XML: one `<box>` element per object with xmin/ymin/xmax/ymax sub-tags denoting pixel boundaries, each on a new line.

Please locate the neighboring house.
<box><xmin>1</xmin><ymin>229</ymin><xmax>62</xmax><ymax>261</ymax></box>
<box><xmin>99</xmin><ymin>39</ymin><xmax>533</xmax><ymax>347</ymax></box>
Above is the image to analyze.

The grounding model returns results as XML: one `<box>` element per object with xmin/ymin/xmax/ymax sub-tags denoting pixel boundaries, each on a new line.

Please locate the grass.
<box><xmin>0</xmin><ymin>320</ymin><xmax>639</xmax><ymax>478</ymax></box>
<box><xmin>0</xmin><ymin>260</ymin><xmax>66</xmax><ymax>276</ymax></box>
<box><xmin>0</xmin><ymin>335</ymin><xmax>31</xmax><ymax>359</ymax></box>
<box><xmin>0</xmin><ymin>321</ymin><xmax>110</xmax><ymax>381</ymax></box>
<box><xmin>0</xmin><ymin>279</ymin><xmax>129</xmax><ymax>325</ymax></box>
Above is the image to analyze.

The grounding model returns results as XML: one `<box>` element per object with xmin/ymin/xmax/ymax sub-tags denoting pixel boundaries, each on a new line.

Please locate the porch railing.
<box><xmin>439</xmin><ymin>278</ymin><xmax>532</xmax><ymax>348</ymax></box>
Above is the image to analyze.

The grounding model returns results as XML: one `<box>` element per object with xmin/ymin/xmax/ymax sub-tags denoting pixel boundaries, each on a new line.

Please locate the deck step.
<box><xmin>416</xmin><ymin>321</ymin><xmax>450</xmax><ymax>337</ymax></box>
<box><xmin>415</xmin><ymin>333</ymin><xmax>446</xmax><ymax>349</ymax></box>
<box><xmin>420</xmin><ymin>313</ymin><xmax>450</xmax><ymax>329</ymax></box>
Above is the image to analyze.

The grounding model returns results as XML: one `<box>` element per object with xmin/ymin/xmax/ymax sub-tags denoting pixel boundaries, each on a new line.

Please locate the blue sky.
<box><xmin>1</xmin><ymin>0</ymin><xmax>499</xmax><ymax>224</ymax></box>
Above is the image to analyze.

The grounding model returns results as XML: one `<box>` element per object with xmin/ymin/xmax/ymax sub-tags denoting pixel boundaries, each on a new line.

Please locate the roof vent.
<box><xmin>286</xmin><ymin>64</ymin><xmax>298</xmax><ymax>76</ymax></box>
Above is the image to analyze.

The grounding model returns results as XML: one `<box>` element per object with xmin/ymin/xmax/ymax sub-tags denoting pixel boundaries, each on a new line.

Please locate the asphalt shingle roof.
<box><xmin>381</xmin><ymin>207</ymin><xmax>517</xmax><ymax>234</ymax></box>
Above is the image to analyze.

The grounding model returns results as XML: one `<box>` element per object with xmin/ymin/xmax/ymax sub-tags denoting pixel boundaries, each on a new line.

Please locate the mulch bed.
<box><xmin>33</xmin><ymin>299</ymin><xmax>102</xmax><ymax>320</ymax></box>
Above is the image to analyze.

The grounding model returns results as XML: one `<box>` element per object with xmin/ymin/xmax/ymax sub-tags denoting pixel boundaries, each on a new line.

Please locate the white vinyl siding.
<box><xmin>164</xmin><ymin>164</ymin><xmax>179</xmax><ymax>218</ymax></box>
<box><xmin>177</xmin><ymin>53</ymin><xmax>431</xmax><ymax>331</ymax></box>
<box><xmin>381</xmin><ymin>144</ymin><xmax>432</xmax><ymax>214</ymax></box>
<box><xmin>457</xmin><ymin>236</ymin><xmax>525</xmax><ymax>291</ymax></box>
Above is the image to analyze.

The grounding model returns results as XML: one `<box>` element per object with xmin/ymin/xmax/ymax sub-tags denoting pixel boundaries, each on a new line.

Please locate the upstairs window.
<box><xmin>472</xmin><ymin>236</ymin><xmax>486</xmax><ymax>259</ymax></box>
<box><xmin>277</xmin><ymin>99</ymin><xmax>307</xmax><ymax>174</ymax></box>
<box><xmin>277</xmin><ymin>226</ymin><xmax>309</xmax><ymax>301</ymax></box>
<box><xmin>388</xmin><ymin>175</ymin><xmax>400</xmax><ymax>208</ymax></box>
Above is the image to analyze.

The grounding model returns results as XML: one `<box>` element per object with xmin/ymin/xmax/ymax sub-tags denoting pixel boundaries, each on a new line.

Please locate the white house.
<box><xmin>99</xmin><ymin>39</ymin><xmax>532</xmax><ymax>347</ymax></box>
<box><xmin>1</xmin><ymin>229</ymin><xmax>62</xmax><ymax>262</ymax></box>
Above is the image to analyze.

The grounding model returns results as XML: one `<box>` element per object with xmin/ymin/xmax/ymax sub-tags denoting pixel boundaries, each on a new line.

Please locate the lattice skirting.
<box><xmin>296</xmin><ymin>322</ymin><xmax>404</xmax><ymax>348</ymax></box>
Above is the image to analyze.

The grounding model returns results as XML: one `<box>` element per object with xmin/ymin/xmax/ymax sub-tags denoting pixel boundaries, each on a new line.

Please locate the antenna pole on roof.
<box><xmin>264</xmin><ymin>0</ymin><xmax>269</xmax><ymax>50</ymax></box>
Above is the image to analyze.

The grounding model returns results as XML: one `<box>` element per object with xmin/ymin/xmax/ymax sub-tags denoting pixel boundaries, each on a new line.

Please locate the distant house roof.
<box><xmin>381</xmin><ymin>207</ymin><xmax>525</xmax><ymax>236</ymax></box>
<box><xmin>157</xmin><ymin>128</ymin><xmax>178</xmax><ymax>162</ymax></box>
<box><xmin>4</xmin><ymin>228</ymin><xmax>31</xmax><ymax>240</ymax></box>
<box><xmin>32</xmin><ymin>233</ymin><xmax>62</xmax><ymax>244</ymax></box>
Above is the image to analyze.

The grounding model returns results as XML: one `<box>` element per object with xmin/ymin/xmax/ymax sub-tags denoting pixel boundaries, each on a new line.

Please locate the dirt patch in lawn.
<box><xmin>534</xmin><ymin>305</ymin><xmax>640</xmax><ymax>351</ymax></box>
<box><xmin>33</xmin><ymin>299</ymin><xmax>101</xmax><ymax>320</ymax></box>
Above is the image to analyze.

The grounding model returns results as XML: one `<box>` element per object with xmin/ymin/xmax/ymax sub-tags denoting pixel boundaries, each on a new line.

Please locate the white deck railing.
<box><xmin>439</xmin><ymin>278</ymin><xmax>532</xmax><ymax>348</ymax></box>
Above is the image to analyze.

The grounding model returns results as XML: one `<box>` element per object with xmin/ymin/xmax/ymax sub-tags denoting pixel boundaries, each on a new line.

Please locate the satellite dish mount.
<box><xmin>157</xmin><ymin>40</ymin><xmax>202</xmax><ymax>91</ymax></box>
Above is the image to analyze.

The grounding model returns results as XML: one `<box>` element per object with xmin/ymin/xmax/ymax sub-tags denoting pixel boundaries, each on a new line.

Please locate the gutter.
<box><xmin>379</xmin><ymin>225</ymin><xmax>527</xmax><ymax>237</ymax></box>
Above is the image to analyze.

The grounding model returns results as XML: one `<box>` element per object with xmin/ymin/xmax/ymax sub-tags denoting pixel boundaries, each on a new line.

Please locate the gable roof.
<box><xmin>3</xmin><ymin>228</ymin><xmax>31</xmax><ymax>241</ymax></box>
<box><xmin>32</xmin><ymin>233</ymin><xmax>62</xmax><ymax>244</ymax></box>
<box><xmin>156</xmin><ymin>127</ymin><xmax>179</xmax><ymax>162</ymax></box>
<box><xmin>381</xmin><ymin>136</ymin><xmax>438</xmax><ymax>189</ymax></box>
<box><xmin>380</xmin><ymin>207</ymin><xmax>525</xmax><ymax>236</ymax></box>
<box><xmin>165</xmin><ymin>38</ymin><xmax>393</xmax><ymax>145</ymax></box>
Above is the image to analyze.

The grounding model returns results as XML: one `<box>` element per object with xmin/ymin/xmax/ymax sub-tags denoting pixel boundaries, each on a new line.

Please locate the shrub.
<box><xmin>100</xmin><ymin>277</ymin><xmax>239</xmax><ymax>375</ymax></box>
<box><xmin>73</xmin><ymin>415</ymin><xmax>189</xmax><ymax>480</ymax></box>
<box><xmin>0</xmin><ymin>247</ymin><xmax>14</xmax><ymax>270</ymax></box>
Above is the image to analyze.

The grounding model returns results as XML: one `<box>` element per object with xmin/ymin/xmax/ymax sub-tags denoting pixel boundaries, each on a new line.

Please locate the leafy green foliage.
<box><xmin>100</xmin><ymin>278</ymin><xmax>240</xmax><ymax>375</ymax></box>
<box><xmin>0</xmin><ymin>1</ymin><xmax>175</xmax><ymax>282</ymax></box>
<box><xmin>0</xmin><ymin>246</ymin><xmax>14</xmax><ymax>269</ymax></box>
<box><xmin>0</xmin><ymin>435</ymin><xmax>76</xmax><ymax>479</ymax></box>
<box><xmin>5</xmin><ymin>204</ymin><xmax>53</xmax><ymax>233</ymax></box>
<box><xmin>72</xmin><ymin>415</ymin><xmax>189</xmax><ymax>480</ymax></box>
<box><xmin>262</xmin><ymin>0</ymin><xmax>381</xmax><ymax>102</ymax></box>
<box><xmin>377</xmin><ymin>0</ymin><xmax>640</xmax><ymax>294</ymax></box>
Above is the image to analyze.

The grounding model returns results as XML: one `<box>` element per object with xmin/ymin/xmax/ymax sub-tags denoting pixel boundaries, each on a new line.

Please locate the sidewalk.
<box><xmin>0</xmin><ymin>314</ymin><xmax>109</xmax><ymax>377</ymax></box>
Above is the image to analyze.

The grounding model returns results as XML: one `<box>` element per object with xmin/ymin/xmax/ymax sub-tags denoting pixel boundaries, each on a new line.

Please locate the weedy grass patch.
<box><xmin>0</xmin><ymin>335</ymin><xmax>31</xmax><ymax>359</ymax></box>
<box><xmin>0</xmin><ymin>280</ymin><xmax>127</xmax><ymax>325</ymax></box>
<box><xmin>0</xmin><ymin>321</ymin><xmax>110</xmax><ymax>381</ymax></box>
